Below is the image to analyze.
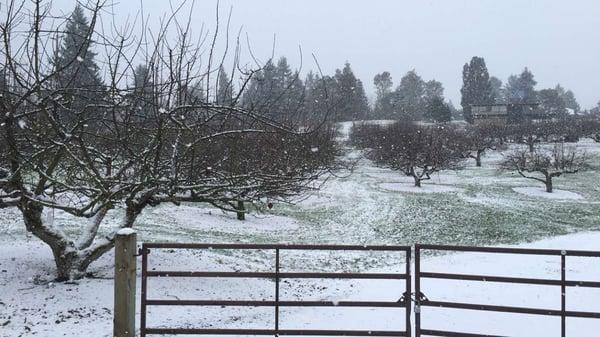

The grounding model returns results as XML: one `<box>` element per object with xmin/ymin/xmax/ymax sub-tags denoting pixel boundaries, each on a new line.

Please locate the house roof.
<box><xmin>470</xmin><ymin>102</ymin><xmax>539</xmax><ymax>107</ymax></box>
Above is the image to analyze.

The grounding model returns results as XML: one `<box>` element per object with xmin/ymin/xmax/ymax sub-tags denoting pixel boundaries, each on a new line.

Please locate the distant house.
<box><xmin>471</xmin><ymin>103</ymin><xmax>541</xmax><ymax>125</ymax></box>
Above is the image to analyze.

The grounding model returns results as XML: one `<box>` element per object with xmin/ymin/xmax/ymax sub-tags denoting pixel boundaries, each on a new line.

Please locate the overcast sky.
<box><xmin>54</xmin><ymin>0</ymin><xmax>600</xmax><ymax>108</ymax></box>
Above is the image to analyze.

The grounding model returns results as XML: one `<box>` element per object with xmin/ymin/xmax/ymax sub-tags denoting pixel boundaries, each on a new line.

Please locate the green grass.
<box><xmin>2</xmin><ymin>143</ymin><xmax>600</xmax><ymax>254</ymax></box>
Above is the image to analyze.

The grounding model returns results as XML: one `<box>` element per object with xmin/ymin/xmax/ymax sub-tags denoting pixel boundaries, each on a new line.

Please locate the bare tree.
<box><xmin>507</xmin><ymin>120</ymin><xmax>582</xmax><ymax>153</ymax></box>
<box><xmin>500</xmin><ymin>144</ymin><xmax>589</xmax><ymax>193</ymax></box>
<box><xmin>460</xmin><ymin>123</ymin><xmax>506</xmax><ymax>167</ymax></box>
<box><xmin>353</xmin><ymin>122</ymin><xmax>465</xmax><ymax>187</ymax></box>
<box><xmin>507</xmin><ymin>121</ymin><xmax>551</xmax><ymax>153</ymax></box>
<box><xmin>0</xmin><ymin>0</ymin><xmax>339</xmax><ymax>280</ymax></box>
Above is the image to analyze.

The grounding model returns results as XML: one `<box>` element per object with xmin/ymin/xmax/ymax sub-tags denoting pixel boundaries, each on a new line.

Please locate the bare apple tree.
<box><xmin>459</xmin><ymin>123</ymin><xmax>506</xmax><ymax>167</ymax></box>
<box><xmin>0</xmin><ymin>0</ymin><xmax>339</xmax><ymax>280</ymax></box>
<box><xmin>354</xmin><ymin>122</ymin><xmax>465</xmax><ymax>187</ymax></box>
<box><xmin>500</xmin><ymin>144</ymin><xmax>589</xmax><ymax>193</ymax></box>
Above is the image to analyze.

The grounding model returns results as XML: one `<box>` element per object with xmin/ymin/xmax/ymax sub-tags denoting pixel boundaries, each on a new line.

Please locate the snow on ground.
<box><xmin>513</xmin><ymin>186</ymin><xmax>584</xmax><ymax>200</ymax></box>
<box><xmin>379</xmin><ymin>182</ymin><xmax>464</xmax><ymax>194</ymax></box>
<box><xmin>1</xmin><ymin>232</ymin><xmax>599</xmax><ymax>336</ymax></box>
<box><xmin>2</xmin><ymin>123</ymin><xmax>600</xmax><ymax>336</ymax></box>
<box><xmin>159</xmin><ymin>205</ymin><xmax>300</xmax><ymax>233</ymax></box>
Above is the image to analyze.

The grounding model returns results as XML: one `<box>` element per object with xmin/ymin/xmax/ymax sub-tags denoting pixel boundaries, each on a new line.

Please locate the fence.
<box><xmin>112</xmin><ymin>235</ymin><xmax>600</xmax><ymax>337</ymax></box>
<box><xmin>414</xmin><ymin>244</ymin><xmax>600</xmax><ymax>337</ymax></box>
<box><xmin>138</xmin><ymin>243</ymin><xmax>412</xmax><ymax>337</ymax></box>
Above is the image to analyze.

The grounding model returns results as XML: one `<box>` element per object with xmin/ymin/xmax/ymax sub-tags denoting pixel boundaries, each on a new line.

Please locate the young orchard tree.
<box><xmin>460</xmin><ymin>124</ymin><xmax>505</xmax><ymax>167</ymax></box>
<box><xmin>508</xmin><ymin>121</ymin><xmax>553</xmax><ymax>153</ymax></box>
<box><xmin>348</xmin><ymin>123</ymin><xmax>389</xmax><ymax>149</ymax></box>
<box><xmin>361</xmin><ymin>123</ymin><xmax>465</xmax><ymax>187</ymax></box>
<box><xmin>0</xmin><ymin>1</ymin><xmax>339</xmax><ymax>280</ymax></box>
<box><xmin>577</xmin><ymin>116</ymin><xmax>600</xmax><ymax>142</ymax></box>
<box><xmin>500</xmin><ymin>144</ymin><xmax>589</xmax><ymax>193</ymax></box>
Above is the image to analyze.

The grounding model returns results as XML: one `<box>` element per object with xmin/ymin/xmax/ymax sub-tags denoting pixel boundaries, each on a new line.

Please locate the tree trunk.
<box><xmin>475</xmin><ymin>150</ymin><xmax>482</xmax><ymax>167</ymax></box>
<box><xmin>21</xmin><ymin>200</ymin><xmax>118</xmax><ymax>281</ymax></box>
<box><xmin>236</xmin><ymin>200</ymin><xmax>245</xmax><ymax>221</ymax></box>
<box><xmin>51</xmin><ymin>239</ymin><xmax>115</xmax><ymax>281</ymax></box>
<box><xmin>528</xmin><ymin>140</ymin><xmax>535</xmax><ymax>153</ymax></box>
<box><xmin>413</xmin><ymin>176</ymin><xmax>421</xmax><ymax>187</ymax></box>
<box><xmin>545</xmin><ymin>177</ymin><xmax>553</xmax><ymax>193</ymax></box>
<box><xmin>53</xmin><ymin>248</ymin><xmax>84</xmax><ymax>281</ymax></box>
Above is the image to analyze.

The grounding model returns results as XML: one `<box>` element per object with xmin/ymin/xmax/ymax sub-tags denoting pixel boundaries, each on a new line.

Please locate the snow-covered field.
<box><xmin>1</xmin><ymin>121</ymin><xmax>600</xmax><ymax>336</ymax></box>
<box><xmin>2</xmin><ymin>231</ymin><xmax>599</xmax><ymax>336</ymax></box>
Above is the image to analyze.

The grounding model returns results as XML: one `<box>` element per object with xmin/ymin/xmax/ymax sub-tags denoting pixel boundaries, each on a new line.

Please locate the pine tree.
<box><xmin>505</xmin><ymin>68</ymin><xmax>537</xmax><ymax>104</ymax></box>
<box><xmin>241</xmin><ymin>57</ymin><xmax>305</xmax><ymax>119</ymax></box>
<box><xmin>216</xmin><ymin>65</ymin><xmax>233</xmax><ymax>105</ymax></box>
<box><xmin>591</xmin><ymin>101</ymin><xmax>600</xmax><ymax>116</ymax></box>
<box><xmin>53</xmin><ymin>4</ymin><xmax>104</xmax><ymax>106</ymax></box>
<box><xmin>555</xmin><ymin>85</ymin><xmax>580</xmax><ymax>113</ymax></box>
<box><xmin>275</xmin><ymin>57</ymin><xmax>305</xmax><ymax>118</ymax></box>
<box><xmin>354</xmin><ymin>79</ymin><xmax>370</xmax><ymax>120</ymax></box>
<box><xmin>538</xmin><ymin>88</ymin><xmax>566</xmax><ymax>117</ymax></box>
<box><xmin>392</xmin><ymin>70</ymin><xmax>425</xmax><ymax>121</ymax></box>
<box><xmin>241</xmin><ymin>60</ymin><xmax>277</xmax><ymax>115</ymax></box>
<box><xmin>0</xmin><ymin>66</ymin><xmax>7</xmax><ymax>95</ymax></box>
<box><xmin>424</xmin><ymin>80</ymin><xmax>444</xmax><ymax>100</ymax></box>
<box><xmin>333</xmin><ymin>62</ymin><xmax>370</xmax><ymax>121</ymax></box>
<box><xmin>460</xmin><ymin>56</ymin><xmax>494</xmax><ymax>123</ymax></box>
<box><xmin>373</xmin><ymin>72</ymin><xmax>393</xmax><ymax>118</ymax></box>
<box><xmin>490</xmin><ymin>76</ymin><xmax>504</xmax><ymax>103</ymax></box>
<box><xmin>424</xmin><ymin>96</ymin><xmax>451</xmax><ymax>123</ymax></box>
<box><xmin>305</xmin><ymin>72</ymin><xmax>335</xmax><ymax>121</ymax></box>
<box><xmin>131</xmin><ymin>64</ymin><xmax>153</xmax><ymax>116</ymax></box>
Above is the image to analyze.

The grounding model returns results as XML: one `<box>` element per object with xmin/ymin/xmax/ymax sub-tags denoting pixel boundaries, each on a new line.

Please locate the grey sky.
<box><xmin>56</xmin><ymin>0</ymin><xmax>600</xmax><ymax>108</ymax></box>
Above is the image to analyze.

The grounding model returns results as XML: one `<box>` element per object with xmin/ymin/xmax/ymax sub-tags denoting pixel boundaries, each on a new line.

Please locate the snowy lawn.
<box><xmin>1</xmin><ymin>232</ymin><xmax>599</xmax><ymax>336</ymax></box>
<box><xmin>1</xmin><ymin>124</ymin><xmax>600</xmax><ymax>336</ymax></box>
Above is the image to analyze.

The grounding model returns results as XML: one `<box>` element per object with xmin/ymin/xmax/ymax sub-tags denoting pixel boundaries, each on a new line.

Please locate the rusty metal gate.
<box><xmin>414</xmin><ymin>244</ymin><xmax>600</xmax><ymax>337</ymax></box>
<box><xmin>139</xmin><ymin>243</ymin><xmax>412</xmax><ymax>336</ymax></box>
<box><xmin>138</xmin><ymin>243</ymin><xmax>600</xmax><ymax>336</ymax></box>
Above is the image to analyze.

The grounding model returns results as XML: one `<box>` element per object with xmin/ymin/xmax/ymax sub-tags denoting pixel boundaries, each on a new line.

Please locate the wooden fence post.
<box><xmin>114</xmin><ymin>229</ymin><xmax>137</xmax><ymax>337</ymax></box>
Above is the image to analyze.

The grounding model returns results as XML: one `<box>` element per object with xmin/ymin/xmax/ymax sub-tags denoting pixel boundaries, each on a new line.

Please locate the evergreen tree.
<box><xmin>373</xmin><ymin>71</ymin><xmax>394</xmax><ymax>118</ymax></box>
<box><xmin>0</xmin><ymin>66</ymin><xmax>7</xmax><ymax>94</ymax></box>
<box><xmin>275</xmin><ymin>58</ymin><xmax>305</xmax><ymax>118</ymax></box>
<box><xmin>424</xmin><ymin>96</ymin><xmax>451</xmax><ymax>123</ymax></box>
<box><xmin>216</xmin><ymin>65</ymin><xmax>233</xmax><ymax>105</ymax></box>
<box><xmin>392</xmin><ymin>70</ymin><xmax>425</xmax><ymax>121</ymax></box>
<box><xmin>538</xmin><ymin>88</ymin><xmax>566</xmax><ymax>117</ymax></box>
<box><xmin>554</xmin><ymin>85</ymin><xmax>580</xmax><ymax>113</ymax></box>
<box><xmin>460</xmin><ymin>56</ymin><xmax>494</xmax><ymax>123</ymax></box>
<box><xmin>591</xmin><ymin>101</ymin><xmax>600</xmax><ymax>116</ymax></box>
<box><xmin>187</xmin><ymin>81</ymin><xmax>206</xmax><ymax>104</ymax></box>
<box><xmin>275</xmin><ymin>57</ymin><xmax>293</xmax><ymax>88</ymax></box>
<box><xmin>131</xmin><ymin>64</ymin><xmax>153</xmax><ymax>116</ymax></box>
<box><xmin>53</xmin><ymin>4</ymin><xmax>104</xmax><ymax>108</ymax></box>
<box><xmin>490</xmin><ymin>76</ymin><xmax>504</xmax><ymax>103</ymax></box>
<box><xmin>242</xmin><ymin>57</ymin><xmax>305</xmax><ymax>120</ymax></box>
<box><xmin>241</xmin><ymin>60</ymin><xmax>277</xmax><ymax>115</ymax></box>
<box><xmin>334</xmin><ymin>62</ymin><xmax>370</xmax><ymax>121</ymax></box>
<box><xmin>305</xmin><ymin>72</ymin><xmax>336</xmax><ymax>121</ymax></box>
<box><xmin>423</xmin><ymin>79</ymin><xmax>444</xmax><ymax>103</ymax></box>
<box><xmin>505</xmin><ymin>68</ymin><xmax>537</xmax><ymax>104</ymax></box>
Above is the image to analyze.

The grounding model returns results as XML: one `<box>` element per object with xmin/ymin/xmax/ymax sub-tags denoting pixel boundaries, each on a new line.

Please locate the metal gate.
<box><xmin>414</xmin><ymin>244</ymin><xmax>600</xmax><ymax>337</ymax></box>
<box><xmin>139</xmin><ymin>243</ymin><xmax>412</xmax><ymax>336</ymax></box>
<box><xmin>138</xmin><ymin>242</ymin><xmax>600</xmax><ymax>336</ymax></box>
